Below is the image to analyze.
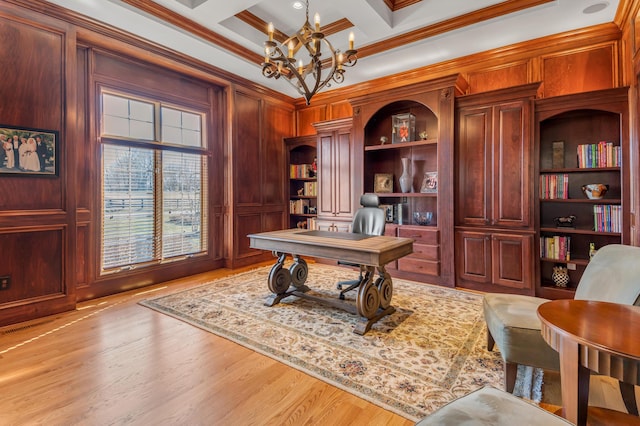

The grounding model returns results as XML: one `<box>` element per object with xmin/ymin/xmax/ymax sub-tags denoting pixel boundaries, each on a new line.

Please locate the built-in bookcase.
<box><xmin>285</xmin><ymin>135</ymin><xmax>317</xmax><ymax>230</ymax></box>
<box><xmin>535</xmin><ymin>88</ymin><xmax>629</xmax><ymax>299</ymax></box>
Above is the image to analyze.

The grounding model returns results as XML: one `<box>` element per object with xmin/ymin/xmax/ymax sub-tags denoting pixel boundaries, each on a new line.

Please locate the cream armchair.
<box><xmin>483</xmin><ymin>244</ymin><xmax>640</xmax><ymax>396</ymax></box>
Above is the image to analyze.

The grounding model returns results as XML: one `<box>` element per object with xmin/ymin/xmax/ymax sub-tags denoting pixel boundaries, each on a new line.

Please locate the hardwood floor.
<box><xmin>0</xmin><ymin>263</ymin><xmax>414</xmax><ymax>426</ymax></box>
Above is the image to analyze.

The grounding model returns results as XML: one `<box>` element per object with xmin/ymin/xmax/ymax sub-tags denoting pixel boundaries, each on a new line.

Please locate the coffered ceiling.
<box><xmin>45</xmin><ymin>0</ymin><xmax>620</xmax><ymax>101</ymax></box>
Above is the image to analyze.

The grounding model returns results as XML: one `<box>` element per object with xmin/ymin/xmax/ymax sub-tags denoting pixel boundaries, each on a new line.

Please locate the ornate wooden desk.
<box><xmin>538</xmin><ymin>299</ymin><xmax>640</xmax><ymax>425</ymax></box>
<box><xmin>248</xmin><ymin>229</ymin><xmax>413</xmax><ymax>335</ymax></box>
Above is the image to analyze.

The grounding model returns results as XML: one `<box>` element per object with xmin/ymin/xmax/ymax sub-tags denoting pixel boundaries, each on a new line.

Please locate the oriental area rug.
<box><xmin>140</xmin><ymin>263</ymin><xmax>541</xmax><ymax>421</ymax></box>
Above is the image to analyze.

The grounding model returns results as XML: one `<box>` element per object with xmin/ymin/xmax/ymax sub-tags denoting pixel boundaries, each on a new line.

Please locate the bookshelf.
<box><xmin>285</xmin><ymin>135</ymin><xmax>317</xmax><ymax>230</ymax></box>
<box><xmin>535</xmin><ymin>88</ymin><xmax>629</xmax><ymax>299</ymax></box>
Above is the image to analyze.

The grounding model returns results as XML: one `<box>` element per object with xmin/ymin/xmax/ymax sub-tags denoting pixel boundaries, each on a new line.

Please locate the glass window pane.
<box><xmin>181</xmin><ymin>129</ymin><xmax>201</xmax><ymax>147</ymax></box>
<box><xmin>103</xmin><ymin>115</ymin><xmax>130</xmax><ymax>137</ymax></box>
<box><xmin>103</xmin><ymin>94</ymin><xmax>129</xmax><ymax>118</ymax></box>
<box><xmin>162</xmin><ymin>126</ymin><xmax>181</xmax><ymax>145</ymax></box>
<box><xmin>129</xmin><ymin>120</ymin><xmax>154</xmax><ymax>140</ymax></box>
<box><xmin>161</xmin><ymin>107</ymin><xmax>203</xmax><ymax>147</ymax></box>
<box><xmin>162</xmin><ymin>108</ymin><xmax>181</xmax><ymax>128</ymax></box>
<box><xmin>182</xmin><ymin>112</ymin><xmax>201</xmax><ymax>131</ymax></box>
<box><xmin>129</xmin><ymin>100</ymin><xmax>154</xmax><ymax>122</ymax></box>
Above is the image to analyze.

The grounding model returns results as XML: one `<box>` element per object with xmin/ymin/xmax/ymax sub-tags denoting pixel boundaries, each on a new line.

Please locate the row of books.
<box><xmin>577</xmin><ymin>141</ymin><xmax>621</xmax><ymax>168</ymax></box>
<box><xmin>289</xmin><ymin>198</ymin><xmax>310</xmax><ymax>214</ymax></box>
<box><xmin>540</xmin><ymin>235</ymin><xmax>571</xmax><ymax>261</ymax></box>
<box><xmin>301</xmin><ymin>181</ymin><xmax>317</xmax><ymax>196</ymax></box>
<box><xmin>540</xmin><ymin>174</ymin><xmax>569</xmax><ymax>199</ymax></box>
<box><xmin>593</xmin><ymin>204</ymin><xmax>622</xmax><ymax>233</ymax></box>
<box><xmin>295</xmin><ymin>217</ymin><xmax>316</xmax><ymax>229</ymax></box>
<box><xmin>290</xmin><ymin>163</ymin><xmax>315</xmax><ymax>178</ymax></box>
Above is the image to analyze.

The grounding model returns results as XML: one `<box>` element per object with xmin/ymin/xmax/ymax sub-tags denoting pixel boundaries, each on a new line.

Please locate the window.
<box><xmin>100</xmin><ymin>92</ymin><xmax>208</xmax><ymax>273</ymax></box>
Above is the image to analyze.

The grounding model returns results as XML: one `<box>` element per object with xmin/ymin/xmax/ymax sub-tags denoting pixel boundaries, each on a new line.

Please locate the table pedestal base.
<box><xmin>264</xmin><ymin>252</ymin><xmax>395</xmax><ymax>335</ymax></box>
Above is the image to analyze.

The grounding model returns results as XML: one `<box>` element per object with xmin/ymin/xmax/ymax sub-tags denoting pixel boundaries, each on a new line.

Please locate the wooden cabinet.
<box><xmin>535</xmin><ymin>87</ymin><xmax>629</xmax><ymax>299</ymax></box>
<box><xmin>350</xmin><ymin>76</ymin><xmax>467</xmax><ymax>287</ymax></box>
<box><xmin>285</xmin><ymin>135</ymin><xmax>317</xmax><ymax>230</ymax></box>
<box><xmin>455</xmin><ymin>230</ymin><xmax>534</xmax><ymax>290</ymax></box>
<box><xmin>313</xmin><ymin>118</ymin><xmax>358</xmax><ymax>232</ymax></box>
<box><xmin>455</xmin><ymin>83</ymin><xmax>540</xmax><ymax>294</ymax></box>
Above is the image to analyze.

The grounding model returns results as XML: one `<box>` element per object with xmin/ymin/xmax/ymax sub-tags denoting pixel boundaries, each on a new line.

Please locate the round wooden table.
<box><xmin>538</xmin><ymin>299</ymin><xmax>640</xmax><ymax>425</ymax></box>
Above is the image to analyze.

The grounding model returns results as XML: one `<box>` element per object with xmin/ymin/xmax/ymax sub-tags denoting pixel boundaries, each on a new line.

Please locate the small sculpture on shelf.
<box><xmin>380</xmin><ymin>136</ymin><xmax>388</xmax><ymax>145</ymax></box>
<box><xmin>419</xmin><ymin>131</ymin><xmax>428</xmax><ymax>140</ymax></box>
<box><xmin>554</xmin><ymin>215</ymin><xmax>576</xmax><ymax>228</ymax></box>
<box><xmin>297</xmin><ymin>187</ymin><xmax>305</xmax><ymax>196</ymax></box>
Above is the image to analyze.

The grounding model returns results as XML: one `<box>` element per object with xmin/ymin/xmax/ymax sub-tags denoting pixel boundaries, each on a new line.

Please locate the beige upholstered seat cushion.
<box><xmin>483</xmin><ymin>294</ymin><xmax>560</xmax><ymax>371</ymax></box>
<box><xmin>415</xmin><ymin>386</ymin><xmax>571</xmax><ymax>425</ymax></box>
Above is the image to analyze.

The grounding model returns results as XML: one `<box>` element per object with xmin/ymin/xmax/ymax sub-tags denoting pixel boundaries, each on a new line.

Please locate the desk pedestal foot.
<box><xmin>354</xmin><ymin>306</ymin><xmax>396</xmax><ymax>335</ymax></box>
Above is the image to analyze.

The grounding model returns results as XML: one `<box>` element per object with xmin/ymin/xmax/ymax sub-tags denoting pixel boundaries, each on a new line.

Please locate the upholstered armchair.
<box><xmin>336</xmin><ymin>193</ymin><xmax>385</xmax><ymax>298</ymax></box>
<box><xmin>483</xmin><ymin>244</ymin><xmax>640</xmax><ymax>394</ymax></box>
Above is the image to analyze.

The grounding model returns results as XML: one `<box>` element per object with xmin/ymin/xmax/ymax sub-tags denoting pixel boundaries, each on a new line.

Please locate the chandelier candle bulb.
<box><xmin>298</xmin><ymin>59</ymin><xmax>303</xmax><ymax>75</ymax></box>
<box><xmin>288</xmin><ymin>41</ymin><xmax>294</xmax><ymax>58</ymax></box>
<box><xmin>267</xmin><ymin>22</ymin><xmax>274</xmax><ymax>41</ymax></box>
<box><xmin>349</xmin><ymin>32</ymin><xmax>354</xmax><ymax>50</ymax></box>
<box><xmin>314</xmin><ymin>13</ymin><xmax>320</xmax><ymax>31</ymax></box>
<box><xmin>338</xmin><ymin>53</ymin><xmax>343</xmax><ymax>70</ymax></box>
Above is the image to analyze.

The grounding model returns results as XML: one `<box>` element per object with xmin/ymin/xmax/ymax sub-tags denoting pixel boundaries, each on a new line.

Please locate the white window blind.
<box><xmin>102</xmin><ymin>145</ymin><xmax>155</xmax><ymax>269</ymax></box>
<box><xmin>100</xmin><ymin>90</ymin><xmax>208</xmax><ymax>274</ymax></box>
<box><xmin>162</xmin><ymin>151</ymin><xmax>207</xmax><ymax>259</ymax></box>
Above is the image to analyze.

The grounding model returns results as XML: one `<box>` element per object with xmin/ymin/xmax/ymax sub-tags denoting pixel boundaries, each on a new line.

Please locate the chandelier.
<box><xmin>261</xmin><ymin>0</ymin><xmax>357</xmax><ymax>105</ymax></box>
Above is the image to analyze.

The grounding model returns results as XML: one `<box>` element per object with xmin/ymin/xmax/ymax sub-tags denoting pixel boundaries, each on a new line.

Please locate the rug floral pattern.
<box><xmin>140</xmin><ymin>264</ymin><xmax>504</xmax><ymax>421</ymax></box>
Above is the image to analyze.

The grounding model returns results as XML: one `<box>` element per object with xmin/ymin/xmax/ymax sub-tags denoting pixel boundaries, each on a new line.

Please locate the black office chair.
<box><xmin>337</xmin><ymin>193</ymin><xmax>386</xmax><ymax>299</ymax></box>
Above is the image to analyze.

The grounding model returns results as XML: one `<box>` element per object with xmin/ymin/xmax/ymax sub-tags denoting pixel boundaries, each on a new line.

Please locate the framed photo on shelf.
<box><xmin>420</xmin><ymin>171</ymin><xmax>438</xmax><ymax>193</ymax></box>
<box><xmin>0</xmin><ymin>125</ymin><xmax>58</xmax><ymax>176</ymax></box>
<box><xmin>374</xmin><ymin>173</ymin><xmax>393</xmax><ymax>193</ymax></box>
<box><xmin>380</xmin><ymin>204</ymin><xmax>394</xmax><ymax>222</ymax></box>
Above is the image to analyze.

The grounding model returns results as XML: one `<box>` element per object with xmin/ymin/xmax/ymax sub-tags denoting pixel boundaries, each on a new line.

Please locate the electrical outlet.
<box><xmin>0</xmin><ymin>276</ymin><xmax>10</xmax><ymax>290</ymax></box>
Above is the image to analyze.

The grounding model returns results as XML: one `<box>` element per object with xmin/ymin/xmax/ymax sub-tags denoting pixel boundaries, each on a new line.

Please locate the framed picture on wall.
<box><xmin>0</xmin><ymin>125</ymin><xmax>58</xmax><ymax>176</ymax></box>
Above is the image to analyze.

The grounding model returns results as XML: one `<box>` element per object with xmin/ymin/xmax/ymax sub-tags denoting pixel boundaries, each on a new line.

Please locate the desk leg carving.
<box><xmin>375</xmin><ymin>267</ymin><xmax>393</xmax><ymax>309</ymax></box>
<box><xmin>353</xmin><ymin>266</ymin><xmax>396</xmax><ymax>335</ymax></box>
<box><xmin>288</xmin><ymin>256</ymin><xmax>309</xmax><ymax>291</ymax></box>
<box><xmin>265</xmin><ymin>253</ymin><xmax>311</xmax><ymax>307</ymax></box>
<box><xmin>356</xmin><ymin>268</ymin><xmax>379</xmax><ymax>319</ymax></box>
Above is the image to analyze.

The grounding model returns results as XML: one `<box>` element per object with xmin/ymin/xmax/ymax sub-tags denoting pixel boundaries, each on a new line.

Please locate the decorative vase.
<box><xmin>551</xmin><ymin>265</ymin><xmax>569</xmax><ymax>288</ymax></box>
<box><xmin>399</xmin><ymin>157</ymin><xmax>412</xmax><ymax>193</ymax></box>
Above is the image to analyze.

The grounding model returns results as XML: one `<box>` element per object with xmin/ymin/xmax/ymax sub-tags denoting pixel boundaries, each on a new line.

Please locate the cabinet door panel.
<box><xmin>455</xmin><ymin>230</ymin><xmax>491</xmax><ymax>283</ymax></box>
<box><xmin>491</xmin><ymin>233</ymin><xmax>533</xmax><ymax>289</ymax></box>
<box><xmin>334</xmin><ymin>131</ymin><xmax>354</xmax><ymax>217</ymax></box>
<box><xmin>457</xmin><ymin>108</ymin><xmax>492</xmax><ymax>226</ymax></box>
<box><xmin>318</xmin><ymin>134</ymin><xmax>334</xmax><ymax>216</ymax></box>
<box><xmin>493</xmin><ymin>101</ymin><xmax>531</xmax><ymax>227</ymax></box>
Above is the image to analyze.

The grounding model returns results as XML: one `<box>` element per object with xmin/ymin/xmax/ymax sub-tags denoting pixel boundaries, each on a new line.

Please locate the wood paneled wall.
<box><xmin>294</xmin><ymin>24</ymin><xmax>622</xmax><ymax>135</ymax></box>
<box><xmin>0</xmin><ymin>1</ymin><xmax>294</xmax><ymax>325</ymax></box>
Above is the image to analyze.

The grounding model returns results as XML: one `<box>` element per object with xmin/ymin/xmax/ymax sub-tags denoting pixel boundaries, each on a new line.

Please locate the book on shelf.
<box><xmin>593</xmin><ymin>204</ymin><xmax>621</xmax><ymax>232</ymax></box>
<box><xmin>540</xmin><ymin>174</ymin><xmax>569</xmax><ymax>199</ymax></box>
<box><xmin>289</xmin><ymin>198</ymin><xmax>310</xmax><ymax>214</ymax></box>
<box><xmin>576</xmin><ymin>141</ymin><xmax>621</xmax><ymax>168</ymax></box>
<box><xmin>540</xmin><ymin>235</ymin><xmax>571</xmax><ymax>261</ymax></box>
<box><xmin>290</xmin><ymin>164</ymin><xmax>314</xmax><ymax>178</ymax></box>
<box><xmin>303</xmin><ymin>181</ymin><xmax>317</xmax><ymax>196</ymax></box>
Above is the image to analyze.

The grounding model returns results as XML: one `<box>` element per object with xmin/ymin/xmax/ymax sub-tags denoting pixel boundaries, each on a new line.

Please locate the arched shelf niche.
<box><xmin>363</xmin><ymin>100</ymin><xmax>438</xmax><ymax>147</ymax></box>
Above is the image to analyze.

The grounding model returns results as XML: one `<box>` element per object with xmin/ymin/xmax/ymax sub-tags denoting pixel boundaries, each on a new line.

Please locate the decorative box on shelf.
<box><xmin>392</xmin><ymin>113</ymin><xmax>415</xmax><ymax>144</ymax></box>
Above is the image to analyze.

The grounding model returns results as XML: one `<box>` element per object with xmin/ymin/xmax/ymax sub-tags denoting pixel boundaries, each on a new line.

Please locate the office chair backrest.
<box><xmin>574</xmin><ymin>244</ymin><xmax>640</xmax><ymax>306</ymax></box>
<box><xmin>351</xmin><ymin>193</ymin><xmax>385</xmax><ymax>236</ymax></box>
